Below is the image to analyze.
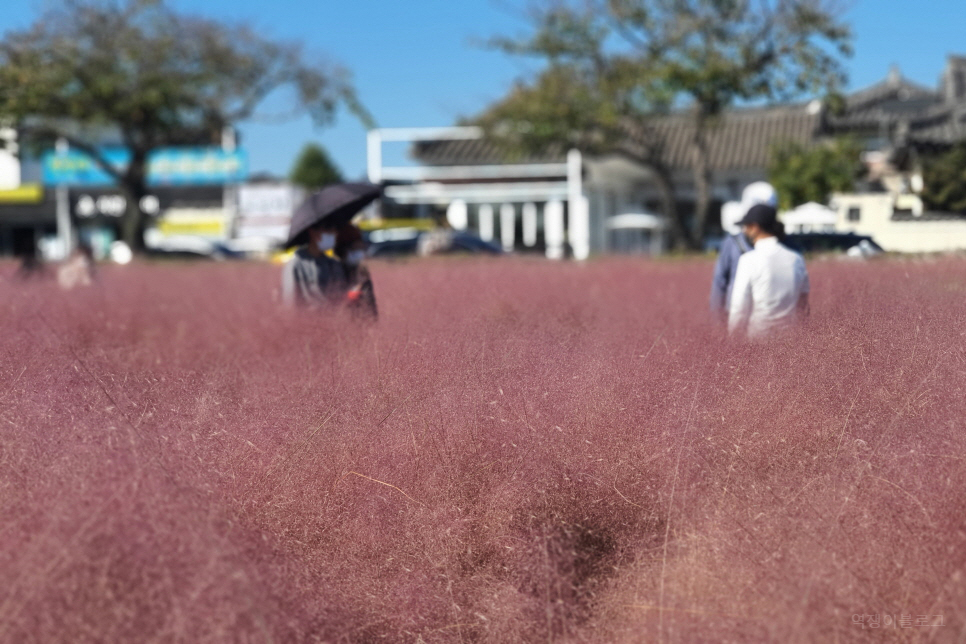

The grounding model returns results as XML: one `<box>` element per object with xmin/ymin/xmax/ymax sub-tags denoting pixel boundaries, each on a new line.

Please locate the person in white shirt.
<box><xmin>710</xmin><ymin>182</ymin><xmax>780</xmax><ymax>322</ymax></box>
<box><xmin>728</xmin><ymin>204</ymin><xmax>810</xmax><ymax>338</ymax></box>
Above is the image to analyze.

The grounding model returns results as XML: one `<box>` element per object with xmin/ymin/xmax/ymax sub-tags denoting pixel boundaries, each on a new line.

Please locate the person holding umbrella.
<box><xmin>281</xmin><ymin>182</ymin><xmax>381</xmax><ymax>309</ymax></box>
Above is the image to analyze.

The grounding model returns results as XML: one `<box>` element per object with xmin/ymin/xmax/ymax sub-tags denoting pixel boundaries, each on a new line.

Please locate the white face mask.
<box><xmin>346</xmin><ymin>249</ymin><xmax>366</xmax><ymax>266</ymax></box>
<box><xmin>315</xmin><ymin>232</ymin><xmax>336</xmax><ymax>252</ymax></box>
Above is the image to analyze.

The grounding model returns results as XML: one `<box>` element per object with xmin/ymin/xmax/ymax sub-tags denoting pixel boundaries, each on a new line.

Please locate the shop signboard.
<box><xmin>0</xmin><ymin>184</ymin><xmax>43</xmax><ymax>204</ymax></box>
<box><xmin>156</xmin><ymin>208</ymin><xmax>228</xmax><ymax>238</ymax></box>
<box><xmin>42</xmin><ymin>147</ymin><xmax>248</xmax><ymax>186</ymax></box>
<box><xmin>73</xmin><ymin>192</ymin><xmax>161</xmax><ymax>218</ymax></box>
<box><xmin>236</xmin><ymin>184</ymin><xmax>301</xmax><ymax>242</ymax></box>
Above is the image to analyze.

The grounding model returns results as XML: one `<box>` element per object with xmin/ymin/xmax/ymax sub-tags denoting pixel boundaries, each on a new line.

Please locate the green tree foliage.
<box><xmin>768</xmin><ymin>138</ymin><xmax>863</xmax><ymax>210</ymax></box>
<box><xmin>0</xmin><ymin>0</ymin><xmax>371</xmax><ymax>250</ymax></box>
<box><xmin>487</xmin><ymin>0</ymin><xmax>852</xmax><ymax>249</ymax></box>
<box><xmin>475</xmin><ymin>67</ymin><xmax>619</xmax><ymax>155</ymax></box>
<box><xmin>921</xmin><ymin>144</ymin><xmax>966</xmax><ymax>213</ymax></box>
<box><xmin>289</xmin><ymin>143</ymin><xmax>343</xmax><ymax>190</ymax></box>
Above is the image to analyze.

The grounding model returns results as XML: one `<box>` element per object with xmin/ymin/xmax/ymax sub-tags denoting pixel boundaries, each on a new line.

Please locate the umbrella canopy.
<box><xmin>286</xmin><ymin>182</ymin><xmax>382</xmax><ymax>248</ymax></box>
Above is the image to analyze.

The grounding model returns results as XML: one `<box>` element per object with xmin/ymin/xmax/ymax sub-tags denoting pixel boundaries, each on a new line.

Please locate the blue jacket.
<box><xmin>710</xmin><ymin>233</ymin><xmax>753</xmax><ymax>314</ymax></box>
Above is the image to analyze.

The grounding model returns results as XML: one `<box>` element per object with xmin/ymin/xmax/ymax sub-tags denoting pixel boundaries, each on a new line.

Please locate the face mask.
<box><xmin>346</xmin><ymin>250</ymin><xmax>366</xmax><ymax>266</ymax></box>
<box><xmin>316</xmin><ymin>232</ymin><xmax>336</xmax><ymax>252</ymax></box>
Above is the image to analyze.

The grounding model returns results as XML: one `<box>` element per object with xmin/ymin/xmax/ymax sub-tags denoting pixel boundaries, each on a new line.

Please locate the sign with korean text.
<box><xmin>42</xmin><ymin>147</ymin><xmax>248</xmax><ymax>186</ymax></box>
<box><xmin>236</xmin><ymin>184</ymin><xmax>301</xmax><ymax>241</ymax></box>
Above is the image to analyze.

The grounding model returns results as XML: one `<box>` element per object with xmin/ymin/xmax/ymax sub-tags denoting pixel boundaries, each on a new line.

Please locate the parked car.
<box><xmin>144</xmin><ymin>233</ymin><xmax>245</xmax><ymax>260</ymax></box>
<box><xmin>783</xmin><ymin>232</ymin><xmax>883</xmax><ymax>255</ymax></box>
<box><xmin>365</xmin><ymin>227</ymin><xmax>421</xmax><ymax>257</ymax></box>
<box><xmin>366</xmin><ymin>228</ymin><xmax>503</xmax><ymax>258</ymax></box>
<box><xmin>445</xmin><ymin>231</ymin><xmax>504</xmax><ymax>255</ymax></box>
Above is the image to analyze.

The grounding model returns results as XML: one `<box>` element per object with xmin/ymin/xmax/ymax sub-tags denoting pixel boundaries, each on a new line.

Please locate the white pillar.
<box><xmin>366</xmin><ymin>130</ymin><xmax>382</xmax><ymax>184</ymax></box>
<box><xmin>567</xmin><ymin>149</ymin><xmax>589</xmax><ymax>260</ymax></box>
<box><xmin>56</xmin><ymin>185</ymin><xmax>71</xmax><ymax>259</ymax></box>
<box><xmin>222</xmin><ymin>126</ymin><xmax>237</xmax><ymax>239</ymax></box>
<box><xmin>55</xmin><ymin>138</ymin><xmax>72</xmax><ymax>258</ymax></box>
<box><xmin>222</xmin><ymin>185</ymin><xmax>238</xmax><ymax>238</ymax></box>
<box><xmin>499</xmin><ymin>203</ymin><xmax>515</xmax><ymax>252</ymax></box>
<box><xmin>478</xmin><ymin>204</ymin><xmax>494</xmax><ymax>241</ymax></box>
<box><xmin>221</xmin><ymin>126</ymin><xmax>236</xmax><ymax>152</ymax></box>
<box><xmin>447</xmin><ymin>199</ymin><xmax>468</xmax><ymax>230</ymax></box>
<box><xmin>544</xmin><ymin>199</ymin><xmax>564</xmax><ymax>260</ymax></box>
<box><xmin>522</xmin><ymin>202</ymin><xmax>537</xmax><ymax>247</ymax></box>
<box><xmin>569</xmin><ymin>195</ymin><xmax>590</xmax><ymax>260</ymax></box>
<box><xmin>0</xmin><ymin>127</ymin><xmax>20</xmax><ymax>190</ymax></box>
<box><xmin>567</xmin><ymin>148</ymin><xmax>582</xmax><ymax>212</ymax></box>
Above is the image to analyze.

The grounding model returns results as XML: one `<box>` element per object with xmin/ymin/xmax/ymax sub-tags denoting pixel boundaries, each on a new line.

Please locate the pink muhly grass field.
<box><xmin>1</xmin><ymin>254</ymin><xmax>964</xmax><ymax>642</ymax></box>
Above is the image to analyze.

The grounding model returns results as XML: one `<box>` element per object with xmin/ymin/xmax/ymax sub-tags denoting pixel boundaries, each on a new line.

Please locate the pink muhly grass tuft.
<box><xmin>0</xmin><ymin>255</ymin><xmax>964</xmax><ymax>642</ymax></box>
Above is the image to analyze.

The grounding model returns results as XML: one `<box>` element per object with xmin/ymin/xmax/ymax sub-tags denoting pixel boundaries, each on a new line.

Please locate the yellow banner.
<box><xmin>157</xmin><ymin>218</ymin><xmax>226</xmax><ymax>236</ymax></box>
<box><xmin>358</xmin><ymin>217</ymin><xmax>435</xmax><ymax>232</ymax></box>
<box><xmin>0</xmin><ymin>184</ymin><xmax>43</xmax><ymax>204</ymax></box>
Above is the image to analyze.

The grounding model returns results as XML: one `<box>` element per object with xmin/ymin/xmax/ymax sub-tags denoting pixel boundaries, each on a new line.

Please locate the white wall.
<box><xmin>0</xmin><ymin>128</ymin><xmax>20</xmax><ymax>190</ymax></box>
<box><xmin>0</xmin><ymin>155</ymin><xmax>20</xmax><ymax>191</ymax></box>
<box><xmin>834</xmin><ymin>193</ymin><xmax>966</xmax><ymax>253</ymax></box>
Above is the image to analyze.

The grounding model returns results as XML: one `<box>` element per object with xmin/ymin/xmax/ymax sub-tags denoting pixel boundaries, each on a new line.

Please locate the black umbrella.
<box><xmin>285</xmin><ymin>182</ymin><xmax>382</xmax><ymax>248</ymax></box>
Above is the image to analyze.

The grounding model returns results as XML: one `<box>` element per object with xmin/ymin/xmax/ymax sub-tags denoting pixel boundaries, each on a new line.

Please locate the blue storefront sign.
<box><xmin>42</xmin><ymin>147</ymin><xmax>248</xmax><ymax>186</ymax></box>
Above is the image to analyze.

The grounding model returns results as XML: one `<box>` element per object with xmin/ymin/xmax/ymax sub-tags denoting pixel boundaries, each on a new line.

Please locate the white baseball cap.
<box><xmin>721</xmin><ymin>201</ymin><xmax>745</xmax><ymax>236</ymax></box>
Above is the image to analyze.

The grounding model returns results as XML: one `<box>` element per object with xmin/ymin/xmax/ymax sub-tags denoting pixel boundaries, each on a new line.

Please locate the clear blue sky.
<box><xmin>3</xmin><ymin>1</ymin><xmax>966</xmax><ymax>180</ymax></box>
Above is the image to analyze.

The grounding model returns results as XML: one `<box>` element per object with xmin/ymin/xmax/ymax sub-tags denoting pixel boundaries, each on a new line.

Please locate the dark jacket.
<box><xmin>710</xmin><ymin>233</ymin><xmax>753</xmax><ymax>316</ymax></box>
<box><xmin>281</xmin><ymin>248</ymin><xmax>349</xmax><ymax>308</ymax></box>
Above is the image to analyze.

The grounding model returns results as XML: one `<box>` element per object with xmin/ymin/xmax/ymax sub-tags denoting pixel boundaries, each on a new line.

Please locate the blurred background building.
<box><xmin>370</xmin><ymin>56</ymin><xmax>966</xmax><ymax>256</ymax></box>
<box><xmin>4</xmin><ymin>55</ymin><xmax>966</xmax><ymax>258</ymax></box>
<box><xmin>0</xmin><ymin>125</ymin><xmax>301</xmax><ymax>260</ymax></box>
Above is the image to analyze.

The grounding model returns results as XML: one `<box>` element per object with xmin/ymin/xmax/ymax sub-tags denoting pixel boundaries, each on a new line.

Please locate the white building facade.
<box><xmin>368</xmin><ymin>102</ymin><xmax>823</xmax><ymax>257</ymax></box>
<box><xmin>368</xmin><ymin>127</ymin><xmax>672</xmax><ymax>258</ymax></box>
<box><xmin>832</xmin><ymin>192</ymin><xmax>966</xmax><ymax>253</ymax></box>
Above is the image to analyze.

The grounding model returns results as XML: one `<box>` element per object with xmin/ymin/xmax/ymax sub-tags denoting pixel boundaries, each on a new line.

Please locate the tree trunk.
<box><xmin>120</xmin><ymin>152</ymin><xmax>149</xmax><ymax>252</ymax></box>
<box><xmin>650</xmin><ymin>163</ymin><xmax>687</xmax><ymax>251</ymax></box>
<box><xmin>690</xmin><ymin>112</ymin><xmax>713</xmax><ymax>250</ymax></box>
<box><xmin>619</xmin><ymin>131</ymin><xmax>687</xmax><ymax>250</ymax></box>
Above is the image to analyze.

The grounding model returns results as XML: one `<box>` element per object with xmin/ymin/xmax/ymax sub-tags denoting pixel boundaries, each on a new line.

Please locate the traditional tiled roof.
<box><xmin>906</xmin><ymin>106</ymin><xmax>966</xmax><ymax>145</ymax></box>
<box><xmin>831</xmin><ymin>75</ymin><xmax>938</xmax><ymax>128</ymax></box>
<box><xmin>624</xmin><ymin>104</ymin><xmax>822</xmax><ymax>171</ymax></box>
<box><xmin>413</xmin><ymin>103</ymin><xmax>822</xmax><ymax>172</ymax></box>
<box><xmin>414</xmin><ymin>66</ymin><xmax>966</xmax><ymax>173</ymax></box>
<box><xmin>828</xmin><ymin>96</ymin><xmax>942</xmax><ymax>131</ymax></box>
<box><xmin>412</xmin><ymin>138</ymin><xmax>565</xmax><ymax>166</ymax></box>
<box><xmin>825</xmin><ymin>71</ymin><xmax>966</xmax><ymax>146</ymax></box>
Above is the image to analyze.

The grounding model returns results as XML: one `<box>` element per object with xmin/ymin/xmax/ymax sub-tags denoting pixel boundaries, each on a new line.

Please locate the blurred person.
<box><xmin>417</xmin><ymin>212</ymin><xmax>455</xmax><ymax>256</ymax></box>
<box><xmin>109</xmin><ymin>240</ymin><xmax>133</xmax><ymax>265</ymax></box>
<box><xmin>281</xmin><ymin>219</ymin><xmax>349</xmax><ymax>308</ymax></box>
<box><xmin>335</xmin><ymin>223</ymin><xmax>377</xmax><ymax>320</ymax></box>
<box><xmin>417</xmin><ymin>228</ymin><xmax>454</xmax><ymax>256</ymax></box>
<box><xmin>57</xmin><ymin>243</ymin><xmax>96</xmax><ymax>290</ymax></box>
<box><xmin>420</xmin><ymin>209</ymin><xmax>474</xmax><ymax>257</ymax></box>
<box><xmin>710</xmin><ymin>181</ymin><xmax>779</xmax><ymax>322</ymax></box>
<box><xmin>728</xmin><ymin>204</ymin><xmax>809</xmax><ymax>339</ymax></box>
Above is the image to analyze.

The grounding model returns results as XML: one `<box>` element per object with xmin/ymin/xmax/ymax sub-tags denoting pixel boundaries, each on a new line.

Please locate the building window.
<box><xmin>847</xmin><ymin>207</ymin><xmax>861</xmax><ymax>222</ymax></box>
